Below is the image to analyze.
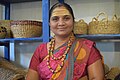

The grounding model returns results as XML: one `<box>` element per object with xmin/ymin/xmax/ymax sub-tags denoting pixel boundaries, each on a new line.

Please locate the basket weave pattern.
<box><xmin>0</xmin><ymin>26</ymin><xmax>7</xmax><ymax>39</ymax></box>
<box><xmin>11</xmin><ymin>20</ymin><xmax>42</xmax><ymax>38</ymax></box>
<box><xmin>0</xmin><ymin>57</ymin><xmax>27</xmax><ymax>80</ymax></box>
<box><xmin>0</xmin><ymin>20</ymin><xmax>12</xmax><ymax>38</ymax></box>
<box><xmin>88</xmin><ymin>12</ymin><xmax>120</xmax><ymax>34</ymax></box>
<box><xmin>0</xmin><ymin>67</ymin><xmax>25</xmax><ymax>80</ymax></box>
<box><xmin>73</xmin><ymin>19</ymin><xmax>88</xmax><ymax>34</ymax></box>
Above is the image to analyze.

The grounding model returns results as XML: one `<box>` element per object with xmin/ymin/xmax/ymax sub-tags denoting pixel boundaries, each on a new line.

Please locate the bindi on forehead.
<box><xmin>51</xmin><ymin>7</ymin><xmax>71</xmax><ymax>17</ymax></box>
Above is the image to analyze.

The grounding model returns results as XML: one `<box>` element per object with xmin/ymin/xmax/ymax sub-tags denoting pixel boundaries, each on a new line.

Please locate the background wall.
<box><xmin>10</xmin><ymin>1</ymin><xmax>42</xmax><ymax>20</ymax></box>
<box><xmin>0</xmin><ymin>5</ymin><xmax>4</xmax><ymax>57</ymax></box>
<box><xmin>0</xmin><ymin>5</ymin><xmax>3</xmax><ymax>19</ymax></box>
<box><xmin>0</xmin><ymin>0</ymin><xmax>120</xmax><ymax>68</ymax></box>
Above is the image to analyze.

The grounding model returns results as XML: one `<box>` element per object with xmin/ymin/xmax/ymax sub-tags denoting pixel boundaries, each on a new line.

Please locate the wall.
<box><xmin>10</xmin><ymin>1</ymin><xmax>42</xmax><ymax>20</ymax></box>
<box><xmin>65</xmin><ymin>0</ymin><xmax>119</xmax><ymax>22</ymax></box>
<box><xmin>0</xmin><ymin>0</ymin><xmax>120</xmax><ymax>68</ymax></box>
<box><xmin>0</xmin><ymin>5</ymin><xmax>4</xmax><ymax>57</ymax></box>
<box><xmin>14</xmin><ymin>41</ymin><xmax>41</xmax><ymax>68</ymax></box>
<box><xmin>0</xmin><ymin>5</ymin><xmax>3</xmax><ymax>19</ymax></box>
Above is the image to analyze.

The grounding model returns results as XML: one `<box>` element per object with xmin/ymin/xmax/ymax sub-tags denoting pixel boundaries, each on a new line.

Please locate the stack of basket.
<box><xmin>88</xmin><ymin>12</ymin><xmax>120</xmax><ymax>34</ymax></box>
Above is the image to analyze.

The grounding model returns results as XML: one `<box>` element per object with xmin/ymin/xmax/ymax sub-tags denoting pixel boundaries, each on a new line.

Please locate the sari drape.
<box><xmin>29</xmin><ymin>38</ymin><xmax>102</xmax><ymax>80</ymax></box>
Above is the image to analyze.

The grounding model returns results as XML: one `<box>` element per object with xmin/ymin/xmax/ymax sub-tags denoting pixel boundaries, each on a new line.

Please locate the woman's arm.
<box><xmin>26</xmin><ymin>69</ymin><xmax>39</xmax><ymax>80</ymax></box>
<box><xmin>26</xmin><ymin>44</ymin><xmax>45</xmax><ymax>80</ymax></box>
<box><xmin>88</xmin><ymin>59</ymin><xmax>105</xmax><ymax>80</ymax></box>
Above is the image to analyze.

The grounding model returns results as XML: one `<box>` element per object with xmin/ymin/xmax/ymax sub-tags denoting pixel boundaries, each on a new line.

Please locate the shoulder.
<box><xmin>36</xmin><ymin>42</ymin><xmax>47</xmax><ymax>51</ymax></box>
<box><xmin>34</xmin><ymin>42</ymin><xmax>47</xmax><ymax>56</ymax></box>
<box><xmin>77</xmin><ymin>38</ymin><xmax>95</xmax><ymax>49</ymax></box>
<box><xmin>38</xmin><ymin>42</ymin><xmax>47</xmax><ymax>47</ymax></box>
<box><xmin>33</xmin><ymin>42</ymin><xmax>48</xmax><ymax>61</ymax></box>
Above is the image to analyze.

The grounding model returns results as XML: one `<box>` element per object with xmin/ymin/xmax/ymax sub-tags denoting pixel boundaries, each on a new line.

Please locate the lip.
<box><xmin>57</xmin><ymin>27</ymin><xmax>67</xmax><ymax>29</ymax></box>
<box><xmin>57</xmin><ymin>28</ymin><xmax>66</xmax><ymax>30</ymax></box>
<box><xmin>58</xmin><ymin>28</ymin><xmax>66</xmax><ymax>29</ymax></box>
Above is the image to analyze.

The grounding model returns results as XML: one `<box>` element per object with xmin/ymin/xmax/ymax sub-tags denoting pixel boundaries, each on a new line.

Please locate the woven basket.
<box><xmin>104</xmin><ymin>64</ymin><xmax>110</xmax><ymax>75</ymax></box>
<box><xmin>73</xmin><ymin>19</ymin><xmax>88</xmax><ymax>34</ymax></box>
<box><xmin>0</xmin><ymin>26</ymin><xmax>7</xmax><ymax>39</ymax></box>
<box><xmin>0</xmin><ymin>20</ymin><xmax>12</xmax><ymax>38</ymax></box>
<box><xmin>106</xmin><ymin>67</ymin><xmax>120</xmax><ymax>80</ymax></box>
<box><xmin>88</xmin><ymin>12</ymin><xmax>120</xmax><ymax>34</ymax></box>
<box><xmin>11</xmin><ymin>20</ymin><xmax>42</xmax><ymax>38</ymax></box>
<box><xmin>0</xmin><ymin>57</ymin><xmax>27</xmax><ymax>77</ymax></box>
<box><xmin>0</xmin><ymin>67</ymin><xmax>25</xmax><ymax>80</ymax></box>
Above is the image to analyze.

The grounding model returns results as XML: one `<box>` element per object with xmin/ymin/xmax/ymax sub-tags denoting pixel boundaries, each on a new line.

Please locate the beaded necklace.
<box><xmin>46</xmin><ymin>34</ymin><xmax>75</xmax><ymax>73</ymax></box>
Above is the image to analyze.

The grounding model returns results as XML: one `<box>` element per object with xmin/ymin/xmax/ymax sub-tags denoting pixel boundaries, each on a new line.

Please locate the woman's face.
<box><xmin>49</xmin><ymin>6</ymin><xmax>74</xmax><ymax>37</ymax></box>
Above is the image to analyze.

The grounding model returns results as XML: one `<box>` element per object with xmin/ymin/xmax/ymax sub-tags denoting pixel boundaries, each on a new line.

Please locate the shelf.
<box><xmin>1</xmin><ymin>34</ymin><xmax>120</xmax><ymax>43</ymax></box>
<box><xmin>0</xmin><ymin>0</ymin><xmax>9</xmax><ymax>5</ymax></box>
<box><xmin>10</xmin><ymin>0</ymin><xmax>41</xmax><ymax>3</ymax></box>
<box><xmin>0</xmin><ymin>0</ymin><xmax>41</xmax><ymax>5</ymax></box>
<box><xmin>0</xmin><ymin>37</ymin><xmax>43</xmax><ymax>43</ymax></box>
<box><xmin>76</xmin><ymin>34</ymin><xmax>120</xmax><ymax>40</ymax></box>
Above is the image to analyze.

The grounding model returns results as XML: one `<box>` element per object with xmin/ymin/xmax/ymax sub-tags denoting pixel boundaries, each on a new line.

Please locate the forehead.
<box><xmin>51</xmin><ymin>6</ymin><xmax>71</xmax><ymax>17</ymax></box>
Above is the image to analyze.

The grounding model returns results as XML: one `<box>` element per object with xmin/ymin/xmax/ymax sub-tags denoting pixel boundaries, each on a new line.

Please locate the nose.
<box><xmin>58</xmin><ymin>18</ymin><xmax>65</xmax><ymax>26</ymax></box>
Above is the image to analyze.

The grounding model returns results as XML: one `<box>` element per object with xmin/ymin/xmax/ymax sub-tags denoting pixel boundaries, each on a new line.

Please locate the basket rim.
<box><xmin>11</xmin><ymin>20</ymin><xmax>42</xmax><ymax>26</ymax></box>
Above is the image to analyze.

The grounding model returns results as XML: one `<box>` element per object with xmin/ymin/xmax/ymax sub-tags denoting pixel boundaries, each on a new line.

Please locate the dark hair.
<box><xmin>49</xmin><ymin>2</ymin><xmax>75</xmax><ymax>21</ymax></box>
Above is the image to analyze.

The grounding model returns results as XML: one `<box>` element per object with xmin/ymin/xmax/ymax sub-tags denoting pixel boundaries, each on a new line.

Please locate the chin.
<box><xmin>58</xmin><ymin>33</ymin><xmax>71</xmax><ymax>37</ymax></box>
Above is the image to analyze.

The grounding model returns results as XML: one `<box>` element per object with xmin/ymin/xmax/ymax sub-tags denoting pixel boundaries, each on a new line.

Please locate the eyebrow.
<box><xmin>51</xmin><ymin>14</ymin><xmax>72</xmax><ymax>17</ymax></box>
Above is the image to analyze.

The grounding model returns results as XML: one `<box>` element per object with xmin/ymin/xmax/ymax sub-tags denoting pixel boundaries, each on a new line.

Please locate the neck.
<box><xmin>54</xmin><ymin>33</ymin><xmax>74</xmax><ymax>49</ymax></box>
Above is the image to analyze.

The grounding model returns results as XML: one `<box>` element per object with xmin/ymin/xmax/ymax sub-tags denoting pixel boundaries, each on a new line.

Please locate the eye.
<box><xmin>64</xmin><ymin>15</ymin><xmax>71</xmax><ymax>21</ymax></box>
<box><xmin>51</xmin><ymin>16</ymin><xmax>59</xmax><ymax>22</ymax></box>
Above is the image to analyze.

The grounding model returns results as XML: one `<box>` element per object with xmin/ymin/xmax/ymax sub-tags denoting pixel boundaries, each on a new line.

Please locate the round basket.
<box><xmin>0</xmin><ymin>20</ymin><xmax>12</xmax><ymax>38</ymax></box>
<box><xmin>73</xmin><ymin>19</ymin><xmax>88</xmax><ymax>34</ymax></box>
<box><xmin>0</xmin><ymin>26</ymin><xmax>7</xmax><ymax>39</ymax></box>
<box><xmin>88</xmin><ymin>12</ymin><xmax>120</xmax><ymax>34</ymax></box>
<box><xmin>11</xmin><ymin>20</ymin><xmax>42</xmax><ymax>38</ymax></box>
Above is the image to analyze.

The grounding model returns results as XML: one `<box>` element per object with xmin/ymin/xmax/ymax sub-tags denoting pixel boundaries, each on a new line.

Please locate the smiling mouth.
<box><xmin>58</xmin><ymin>28</ymin><xmax>66</xmax><ymax>30</ymax></box>
<box><xmin>57</xmin><ymin>27</ymin><xmax>66</xmax><ymax>29</ymax></box>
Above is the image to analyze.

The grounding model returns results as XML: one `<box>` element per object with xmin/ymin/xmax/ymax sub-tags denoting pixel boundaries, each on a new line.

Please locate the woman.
<box><xmin>26</xmin><ymin>2</ymin><xmax>105</xmax><ymax>80</ymax></box>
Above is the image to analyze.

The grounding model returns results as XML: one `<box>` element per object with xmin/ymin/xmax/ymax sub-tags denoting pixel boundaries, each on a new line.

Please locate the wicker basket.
<box><xmin>0</xmin><ymin>57</ymin><xmax>27</xmax><ymax>80</ymax></box>
<box><xmin>0</xmin><ymin>67</ymin><xmax>25</xmax><ymax>80</ymax></box>
<box><xmin>0</xmin><ymin>26</ymin><xmax>7</xmax><ymax>39</ymax></box>
<box><xmin>106</xmin><ymin>67</ymin><xmax>120</xmax><ymax>80</ymax></box>
<box><xmin>88</xmin><ymin>12</ymin><xmax>120</xmax><ymax>34</ymax></box>
<box><xmin>73</xmin><ymin>19</ymin><xmax>88</xmax><ymax>34</ymax></box>
<box><xmin>0</xmin><ymin>20</ymin><xmax>12</xmax><ymax>38</ymax></box>
<box><xmin>11</xmin><ymin>20</ymin><xmax>42</xmax><ymax>38</ymax></box>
